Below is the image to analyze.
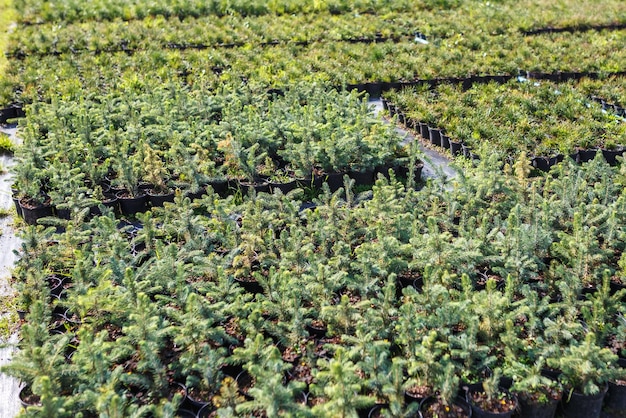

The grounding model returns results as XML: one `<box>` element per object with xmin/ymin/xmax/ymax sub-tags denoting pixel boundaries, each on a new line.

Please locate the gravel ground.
<box><xmin>0</xmin><ymin>123</ymin><xmax>23</xmax><ymax>418</ymax></box>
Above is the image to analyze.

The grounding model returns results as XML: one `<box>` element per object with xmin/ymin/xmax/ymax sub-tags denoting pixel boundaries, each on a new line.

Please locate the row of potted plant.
<box><xmin>5</xmin><ymin>26</ymin><xmax>626</xmax><ymax>107</ymax></box>
<box><xmin>11</xmin><ymin>82</ymin><xmax>410</xmax><ymax>223</ymax></box>
<box><xmin>12</xmin><ymin>0</ymin><xmax>626</xmax><ymax>39</ymax></box>
<box><xmin>14</xmin><ymin>0</ymin><xmax>417</xmax><ymax>25</ymax></box>
<box><xmin>382</xmin><ymin>78</ymin><xmax>626</xmax><ymax>165</ymax></box>
<box><xmin>6</xmin><ymin>11</ymin><xmax>420</xmax><ymax>59</ymax></box>
<box><xmin>5</xmin><ymin>154</ymin><xmax>625</xmax><ymax>417</ymax></box>
<box><xmin>11</xmin><ymin>0</ymin><xmax>626</xmax><ymax>61</ymax></box>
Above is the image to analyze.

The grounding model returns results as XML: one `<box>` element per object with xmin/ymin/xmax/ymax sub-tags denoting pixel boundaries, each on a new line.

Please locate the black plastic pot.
<box><xmin>358</xmin><ymin>403</ymin><xmax>388</xmax><ymax>418</ymax></box>
<box><xmin>147</xmin><ymin>190</ymin><xmax>175</xmax><ymax>207</ymax></box>
<box><xmin>348</xmin><ymin>169</ymin><xmax>375</xmax><ymax>186</ymax></box>
<box><xmin>395</xmin><ymin>161</ymin><xmax>424</xmax><ymax>183</ymax></box>
<box><xmin>462</xmin><ymin>144</ymin><xmax>474</xmax><ymax>159</ymax></box>
<box><xmin>450</xmin><ymin>140</ymin><xmax>463</xmax><ymax>157</ymax></box>
<box><xmin>601</xmin><ymin>148</ymin><xmax>625</xmax><ymax>166</ymax></box>
<box><xmin>398</xmin><ymin>111</ymin><xmax>407</xmax><ymax>125</ymax></box>
<box><xmin>605</xmin><ymin>380</ymin><xmax>626</xmax><ymax>414</ymax></box>
<box><xmin>381</xmin><ymin>97</ymin><xmax>389</xmax><ymax>111</ymax></box>
<box><xmin>238</xmin><ymin>179</ymin><xmax>270</xmax><ymax>194</ymax></box>
<box><xmin>404</xmin><ymin>387</ymin><xmax>430</xmax><ymax>407</ymax></box>
<box><xmin>90</xmin><ymin>196</ymin><xmax>119</xmax><ymax>217</ymax></box>
<box><xmin>116</xmin><ymin>192</ymin><xmax>148</xmax><ymax>216</ymax></box>
<box><xmin>55</xmin><ymin>207</ymin><xmax>71</xmax><ymax>220</ymax></box>
<box><xmin>560</xmin><ymin>384</ymin><xmax>607</xmax><ymax>418</ymax></box>
<box><xmin>236</xmin><ymin>370</ymin><xmax>254</xmax><ymax>400</ymax></box>
<box><xmin>576</xmin><ymin>149</ymin><xmax>600</xmax><ymax>163</ymax></box>
<box><xmin>419</xmin><ymin>123</ymin><xmax>430</xmax><ymax>140</ymax></box>
<box><xmin>269</xmin><ymin>179</ymin><xmax>298</xmax><ymax>194</ymax></box>
<box><xmin>306</xmin><ymin>321</ymin><xmax>328</xmax><ymax>339</ymax></box>
<box><xmin>468</xmin><ymin>389</ymin><xmax>517</xmax><ymax>418</ymax></box>
<box><xmin>0</xmin><ymin>106</ymin><xmax>19</xmax><ymax>123</ymax></box>
<box><xmin>532</xmin><ymin>156</ymin><xmax>551</xmax><ymax>172</ymax></box>
<box><xmin>322</xmin><ymin>172</ymin><xmax>345</xmax><ymax>193</ymax></box>
<box><xmin>233</xmin><ymin>276</ymin><xmax>263</xmax><ymax>294</ymax></box>
<box><xmin>517</xmin><ymin>392</ymin><xmax>561</xmax><ymax>418</ymax></box>
<box><xmin>17</xmin><ymin>309</ymin><xmax>27</xmax><ymax>321</ymax></box>
<box><xmin>441</xmin><ymin>134</ymin><xmax>451</xmax><ymax>150</ymax></box>
<box><xmin>47</xmin><ymin>275</ymin><xmax>68</xmax><ymax>298</ymax></box>
<box><xmin>184</xmin><ymin>186</ymin><xmax>206</xmax><ymax>201</ymax></box>
<box><xmin>196</xmin><ymin>403</ymin><xmax>215</xmax><ymax>418</ymax></box>
<box><xmin>19</xmin><ymin>200</ymin><xmax>54</xmax><ymax>225</ymax></box>
<box><xmin>419</xmin><ymin>396</ymin><xmax>472</xmax><ymax>418</ymax></box>
<box><xmin>429</xmin><ymin>127</ymin><xmax>442</xmax><ymax>147</ymax></box>
<box><xmin>176</xmin><ymin>408</ymin><xmax>197</xmax><ymax>418</ymax></box>
<box><xmin>206</xmin><ymin>178</ymin><xmax>229</xmax><ymax>195</ymax></box>
<box><xmin>610</xmin><ymin>279</ymin><xmax>626</xmax><ymax>299</ymax></box>
<box><xmin>181</xmin><ymin>388</ymin><xmax>210</xmax><ymax>415</ymax></box>
<box><xmin>11</xmin><ymin>189</ymin><xmax>22</xmax><ymax>218</ymax></box>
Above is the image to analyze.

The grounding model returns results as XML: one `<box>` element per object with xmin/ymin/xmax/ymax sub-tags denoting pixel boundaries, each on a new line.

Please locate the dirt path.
<box><xmin>0</xmin><ymin>123</ymin><xmax>22</xmax><ymax>418</ymax></box>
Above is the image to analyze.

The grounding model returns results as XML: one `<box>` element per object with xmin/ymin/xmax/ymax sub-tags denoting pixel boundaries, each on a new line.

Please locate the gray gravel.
<box><xmin>0</xmin><ymin>123</ymin><xmax>22</xmax><ymax>418</ymax></box>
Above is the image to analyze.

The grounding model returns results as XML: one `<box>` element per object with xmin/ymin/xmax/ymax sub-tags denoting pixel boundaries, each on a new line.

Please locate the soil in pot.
<box><xmin>560</xmin><ymin>384</ymin><xmax>608</xmax><ymax>418</ymax></box>
<box><xmin>19</xmin><ymin>198</ymin><xmax>53</xmax><ymax>225</ymax></box>
<box><xmin>405</xmin><ymin>384</ymin><xmax>432</xmax><ymax>405</ymax></box>
<box><xmin>19</xmin><ymin>385</ymin><xmax>42</xmax><ymax>408</ymax></box>
<box><xmin>306</xmin><ymin>319</ymin><xmax>328</xmax><ymax>339</ymax></box>
<box><xmin>419</xmin><ymin>397</ymin><xmax>472</xmax><ymax>418</ymax></box>
<box><xmin>469</xmin><ymin>390</ymin><xmax>517</xmax><ymax>418</ymax></box>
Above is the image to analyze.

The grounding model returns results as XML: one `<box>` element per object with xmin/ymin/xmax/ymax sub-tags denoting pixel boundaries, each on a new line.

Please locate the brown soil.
<box><xmin>405</xmin><ymin>384</ymin><xmax>432</xmax><ymax>399</ymax></box>
<box><xmin>281</xmin><ymin>345</ymin><xmax>302</xmax><ymax>363</ymax></box>
<box><xmin>422</xmin><ymin>400</ymin><xmax>470</xmax><ymax>418</ymax></box>
<box><xmin>20</xmin><ymin>386</ymin><xmax>42</xmax><ymax>406</ymax></box>
<box><xmin>289</xmin><ymin>361</ymin><xmax>314</xmax><ymax>385</ymax></box>
<box><xmin>470</xmin><ymin>391</ymin><xmax>517</xmax><ymax>413</ymax></box>
<box><xmin>610</xmin><ymin>275</ymin><xmax>625</xmax><ymax>286</ymax></box>
<box><xmin>397</xmin><ymin>269</ymin><xmax>422</xmax><ymax>281</ymax></box>
<box><xmin>187</xmin><ymin>385</ymin><xmax>213</xmax><ymax>403</ymax></box>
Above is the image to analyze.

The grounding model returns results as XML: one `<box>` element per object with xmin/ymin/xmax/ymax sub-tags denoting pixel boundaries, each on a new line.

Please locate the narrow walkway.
<box><xmin>369</xmin><ymin>98</ymin><xmax>458</xmax><ymax>182</ymax></box>
<box><xmin>0</xmin><ymin>123</ymin><xmax>23</xmax><ymax>418</ymax></box>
